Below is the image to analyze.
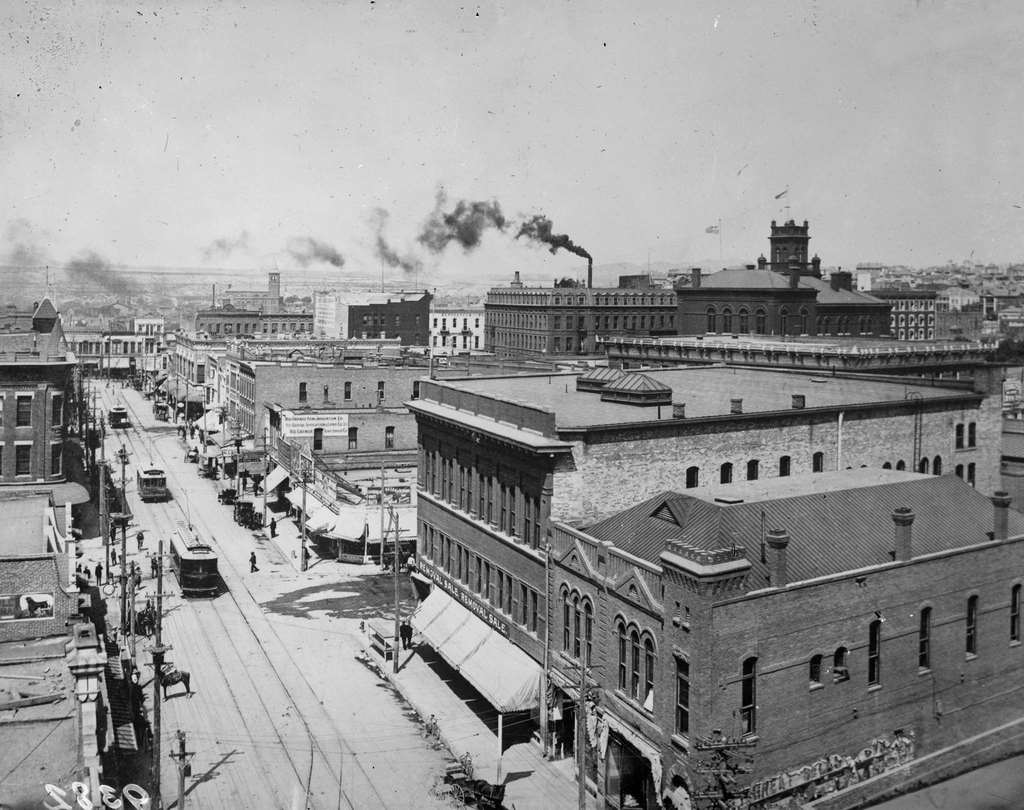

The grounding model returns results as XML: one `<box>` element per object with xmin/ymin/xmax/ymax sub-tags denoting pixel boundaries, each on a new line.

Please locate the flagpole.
<box><xmin>718</xmin><ymin>218</ymin><xmax>723</xmax><ymax>263</ymax></box>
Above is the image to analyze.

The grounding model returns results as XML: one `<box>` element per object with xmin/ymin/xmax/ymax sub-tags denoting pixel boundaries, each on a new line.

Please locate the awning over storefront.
<box><xmin>412</xmin><ymin>587</ymin><xmax>541</xmax><ymax>712</ymax></box>
<box><xmin>263</xmin><ymin>465</ymin><xmax>289</xmax><ymax>492</ymax></box>
<box><xmin>320</xmin><ymin>505</ymin><xmax>369</xmax><ymax>540</ymax></box>
<box><xmin>204</xmin><ymin>400</ymin><xmax>224</xmax><ymax>413</ymax></box>
<box><xmin>305</xmin><ymin>503</ymin><xmax>336</xmax><ymax>532</ymax></box>
<box><xmin>599</xmin><ymin>711</ymin><xmax>663</xmax><ymax>792</ymax></box>
<box><xmin>180</xmin><ymin>389</ymin><xmax>205</xmax><ymax>404</ymax></box>
<box><xmin>153</xmin><ymin>374</ymin><xmax>168</xmax><ymax>388</ymax></box>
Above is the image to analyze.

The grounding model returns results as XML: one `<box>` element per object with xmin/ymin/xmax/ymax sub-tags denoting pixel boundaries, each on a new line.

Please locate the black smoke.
<box><xmin>4</xmin><ymin>219</ymin><xmax>49</xmax><ymax>267</ymax></box>
<box><xmin>515</xmin><ymin>214</ymin><xmax>592</xmax><ymax>263</ymax></box>
<box><xmin>286</xmin><ymin>236</ymin><xmax>345</xmax><ymax>268</ymax></box>
<box><xmin>418</xmin><ymin>188</ymin><xmax>507</xmax><ymax>253</ymax></box>
<box><xmin>202</xmin><ymin>230</ymin><xmax>250</xmax><ymax>261</ymax></box>
<box><xmin>371</xmin><ymin>208</ymin><xmax>423</xmax><ymax>274</ymax></box>
<box><xmin>65</xmin><ymin>250</ymin><xmax>136</xmax><ymax>294</ymax></box>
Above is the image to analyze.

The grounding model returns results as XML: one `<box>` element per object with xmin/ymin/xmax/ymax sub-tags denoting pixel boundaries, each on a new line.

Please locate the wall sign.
<box><xmin>281</xmin><ymin>410</ymin><xmax>349</xmax><ymax>438</ymax></box>
<box><xmin>422</xmin><ymin>564</ymin><xmax>510</xmax><ymax>637</ymax></box>
<box><xmin>0</xmin><ymin>592</ymin><xmax>54</xmax><ymax>621</ymax></box>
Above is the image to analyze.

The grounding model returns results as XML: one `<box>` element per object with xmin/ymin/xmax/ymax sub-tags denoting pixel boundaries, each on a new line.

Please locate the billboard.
<box><xmin>0</xmin><ymin>592</ymin><xmax>55</xmax><ymax>621</ymax></box>
<box><xmin>281</xmin><ymin>410</ymin><xmax>350</xmax><ymax>439</ymax></box>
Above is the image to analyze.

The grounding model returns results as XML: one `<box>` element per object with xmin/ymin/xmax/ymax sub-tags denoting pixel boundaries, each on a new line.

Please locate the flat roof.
<box><xmin>433</xmin><ymin>366</ymin><xmax>977</xmax><ymax>430</ymax></box>
<box><xmin>0</xmin><ymin>495</ymin><xmax>49</xmax><ymax>556</ymax></box>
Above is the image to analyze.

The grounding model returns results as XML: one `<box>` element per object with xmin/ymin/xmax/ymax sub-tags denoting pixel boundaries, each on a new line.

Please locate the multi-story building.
<box><xmin>64</xmin><ymin>313</ymin><xmax>169</xmax><ymax>382</ymax></box>
<box><xmin>313</xmin><ymin>290</ymin><xmax>431</xmax><ymax>345</ymax></box>
<box><xmin>0</xmin><ymin>299</ymin><xmax>87</xmax><ymax>507</ymax></box>
<box><xmin>548</xmin><ymin>472</ymin><xmax>1024</xmax><ymax>809</ymax></box>
<box><xmin>219</xmin><ymin>271</ymin><xmax>284</xmax><ymax>314</ymax></box>
<box><xmin>193</xmin><ymin>305</ymin><xmax>314</xmax><ymax>337</ymax></box>
<box><xmin>872</xmin><ymin>288</ymin><xmax>937</xmax><ymax>341</ymax></box>
<box><xmin>485</xmin><ymin>272</ymin><xmax>678</xmax><ymax>357</ymax></box>
<box><xmin>429</xmin><ymin>307</ymin><xmax>485</xmax><ymax>355</ymax></box>
<box><xmin>936</xmin><ymin>286</ymin><xmax>981</xmax><ymax>313</ymax></box>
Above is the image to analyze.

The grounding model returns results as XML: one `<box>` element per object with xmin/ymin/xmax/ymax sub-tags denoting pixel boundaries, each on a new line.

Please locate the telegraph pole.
<box><xmin>390</xmin><ymin>506</ymin><xmax>400</xmax><ymax>675</ymax></box>
<box><xmin>170</xmin><ymin>729</ymin><xmax>193</xmax><ymax>810</ymax></box>
<box><xmin>99</xmin><ymin>415</ymin><xmax>109</xmax><ymax>583</ymax></box>
<box><xmin>151</xmin><ymin>538</ymin><xmax>168</xmax><ymax>810</ymax></box>
<box><xmin>577</xmin><ymin>663</ymin><xmax>587</xmax><ymax>810</ymax></box>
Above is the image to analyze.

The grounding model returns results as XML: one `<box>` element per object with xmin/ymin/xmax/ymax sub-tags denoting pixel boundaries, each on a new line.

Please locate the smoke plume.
<box><xmin>515</xmin><ymin>214</ymin><xmax>592</xmax><ymax>263</ymax></box>
<box><xmin>371</xmin><ymin>208</ymin><xmax>423</xmax><ymax>274</ymax></box>
<box><xmin>418</xmin><ymin>188</ymin><xmax>507</xmax><ymax>253</ymax></box>
<box><xmin>286</xmin><ymin>236</ymin><xmax>345</xmax><ymax>268</ymax></box>
<box><xmin>202</xmin><ymin>230</ymin><xmax>250</xmax><ymax>261</ymax></box>
<box><xmin>65</xmin><ymin>250</ymin><xmax>136</xmax><ymax>294</ymax></box>
<box><xmin>4</xmin><ymin>219</ymin><xmax>49</xmax><ymax>267</ymax></box>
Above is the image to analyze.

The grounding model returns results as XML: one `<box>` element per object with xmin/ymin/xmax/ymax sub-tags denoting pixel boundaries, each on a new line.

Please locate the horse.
<box><xmin>160</xmin><ymin>664</ymin><xmax>192</xmax><ymax>700</ymax></box>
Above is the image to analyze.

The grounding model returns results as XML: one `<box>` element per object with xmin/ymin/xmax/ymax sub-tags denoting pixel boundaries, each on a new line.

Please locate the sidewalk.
<box><xmin>368</xmin><ymin>636</ymin><xmax>580</xmax><ymax>810</ymax></box>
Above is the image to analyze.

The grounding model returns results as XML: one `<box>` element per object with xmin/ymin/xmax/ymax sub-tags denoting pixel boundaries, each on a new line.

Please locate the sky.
<box><xmin>3</xmin><ymin>0</ymin><xmax>1024</xmax><ymax>290</ymax></box>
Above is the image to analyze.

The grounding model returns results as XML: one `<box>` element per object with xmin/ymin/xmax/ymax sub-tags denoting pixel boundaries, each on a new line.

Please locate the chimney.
<box><xmin>789</xmin><ymin>262</ymin><xmax>800</xmax><ymax>289</ymax></box>
<box><xmin>992</xmin><ymin>491</ymin><xmax>1012</xmax><ymax>541</ymax></box>
<box><xmin>791</xmin><ymin>394</ymin><xmax>805</xmax><ymax>409</ymax></box>
<box><xmin>757</xmin><ymin>255</ymin><xmax>767</xmax><ymax>270</ymax></box>
<box><xmin>691</xmin><ymin>268</ymin><xmax>702</xmax><ymax>289</ymax></box>
<box><xmin>588</xmin><ymin>257</ymin><xmax>593</xmax><ymax>290</ymax></box>
<box><xmin>672</xmin><ymin>403</ymin><xmax>686</xmax><ymax>419</ymax></box>
<box><xmin>510</xmin><ymin>271</ymin><xmax>523</xmax><ymax>289</ymax></box>
<box><xmin>830</xmin><ymin>274</ymin><xmax>842</xmax><ymax>291</ymax></box>
<box><xmin>745</xmin><ymin>264</ymin><xmax>756</xmax><ymax>270</ymax></box>
<box><xmin>766</xmin><ymin>529</ymin><xmax>790</xmax><ymax>587</ymax></box>
<box><xmin>892</xmin><ymin>507</ymin><xmax>915</xmax><ymax>562</ymax></box>
<box><xmin>730</xmin><ymin>397</ymin><xmax>743</xmax><ymax>414</ymax></box>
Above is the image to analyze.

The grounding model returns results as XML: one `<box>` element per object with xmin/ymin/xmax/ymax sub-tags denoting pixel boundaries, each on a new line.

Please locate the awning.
<box><xmin>305</xmin><ymin>503</ymin><xmax>336</xmax><ymax>532</ymax></box>
<box><xmin>320</xmin><ymin>505</ymin><xmax>369</xmax><ymax>540</ymax></box>
<box><xmin>205</xmin><ymin>400</ymin><xmax>224</xmax><ymax>413</ymax></box>
<box><xmin>153</xmin><ymin>374</ymin><xmax>168</xmax><ymax>388</ymax></box>
<box><xmin>180</xmin><ymin>389</ymin><xmax>205</xmax><ymax>404</ymax></box>
<box><xmin>263</xmin><ymin>465</ymin><xmax>289</xmax><ymax>492</ymax></box>
<box><xmin>412</xmin><ymin>587</ymin><xmax>541</xmax><ymax>712</ymax></box>
<box><xmin>599</xmin><ymin>710</ymin><xmax>663</xmax><ymax>792</ymax></box>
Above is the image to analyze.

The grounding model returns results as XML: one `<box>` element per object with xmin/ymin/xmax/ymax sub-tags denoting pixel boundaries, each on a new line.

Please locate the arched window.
<box><xmin>572</xmin><ymin>595</ymin><xmax>582</xmax><ymax>659</ymax></box>
<box><xmin>643</xmin><ymin>637</ymin><xmax>656</xmax><ymax>710</ymax></box>
<box><xmin>919</xmin><ymin>607</ymin><xmax>932</xmax><ymax>669</ymax></box>
<box><xmin>833</xmin><ymin>647</ymin><xmax>849</xmax><ymax>682</ymax></box>
<box><xmin>706</xmin><ymin>308</ymin><xmax>717</xmax><ymax>333</ymax></box>
<box><xmin>720</xmin><ymin>462</ymin><xmax>733</xmax><ymax>484</ymax></box>
<box><xmin>933</xmin><ymin>456</ymin><xmax>942</xmax><ymax>475</ymax></box>
<box><xmin>809</xmin><ymin>654</ymin><xmax>822</xmax><ymax>686</ymax></box>
<box><xmin>685</xmin><ymin>466</ymin><xmax>699</xmax><ymax>489</ymax></box>
<box><xmin>779</xmin><ymin>456</ymin><xmax>791</xmax><ymax>477</ymax></box>
<box><xmin>812</xmin><ymin>452</ymin><xmax>825</xmax><ymax>473</ymax></box>
<box><xmin>738</xmin><ymin>308</ymin><xmax>749</xmax><ymax>333</ymax></box>
<box><xmin>721</xmin><ymin>308</ymin><xmax>732</xmax><ymax>333</ymax></box>
<box><xmin>562</xmin><ymin>590</ymin><xmax>571</xmax><ymax>652</ymax></box>
<box><xmin>918</xmin><ymin>457</ymin><xmax>930</xmax><ymax>474</ymax></box>
<box><xmin>746</xmin><ymin>459</ymin><xmax>759</xmax><ymax>481</ymax></box>
<box><xmin>968</xmin><ymin>422</ymin><xmax>977</xmax><ymax>447</ymax></box>
<box><xmin>616</xmin><ymin>622</ymin><xmax>628</xmax><ymax>690</ymax></box>
<box><xmin>779</xmin><ymin>307</ymin><xmax>789</xmax><ymax>335</ymax></box>
<box><xmin>868</xmin><ymin>620</ymin><xmax>882</xmax><ymax>685</ymax></box>
<box><xmin>820</xmin><ymin>316</ymin><xmax>830</xmax><ymax>334</ymax></box>
<box><xmin>955</xmin><ymin>464</ymin><xmax>964</xmax><ymax>478</ymax></box>
<box><xmin>966</xmin><ymin>595</ymin><xmax>978</xmax><ymax>655</ymax></box>
<box><xmin>630</xmin><ymin>629</ymin><xmax>642</xmax><ymax>700</ymax></box>
<box><xmin>755</xmin><ymin>309</ymin><xmax>767</xmax><ymax>334</ymax></box>
<box><xmin>882</xmin><ymin>462</ymin><xmax>892</xmax><ymax>469</ymax></box>
<box><xmin>584</xmin><ymin>601</ymin><xmax>594</xmax><ymax>665</ymax></box>
<box><xmin>799</xmin><ymin>307</ymin><xmax>809</xmax><ymax>334</ymax></box>
<box><xmin>741</xmin><ymin>657</ymin><xmax>757</xmax><ymax>734</ymax></box>
<box><xmin>896</xmin><ymin>459</ymin><xmax>906</xmax><ymax>471</ymax></box>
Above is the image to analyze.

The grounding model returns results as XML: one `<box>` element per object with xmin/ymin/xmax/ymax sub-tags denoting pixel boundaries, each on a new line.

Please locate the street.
<box><xmin>92</xmin><ymin>384</ymin><xmax>451</xmax><ymax>809</ymax></box>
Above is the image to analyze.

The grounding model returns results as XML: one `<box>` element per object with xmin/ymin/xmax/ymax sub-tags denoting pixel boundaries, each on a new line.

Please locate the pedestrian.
<box><xmin>269</xmin><ymin>518</ymin><xmax>277</xmax><ymax>538</ymax></box>
<box><xmin>136</xmin><ymin>530</ymin><xmax>145</xmax><ymax>552</ymax></box>
<box><xmin>150</xmin><ymin>555</ymin><xmax>158</xmax><ymax>578</ymax></box>
<box><xmin>250</xmin><ymin>551</ymin><xmax>259</xmax><ymax>573</ymax></box>
<box><xmin>400</xmin><ymin>619</ymin><xmax>413</xmax><ymax>650</ymax></box>
<box><xmin>76</xmin><ymin>563</ymin><xmax>82</xmax><ymax>575</ymax></box>
<box><xmin>95</xmin><ymin>562</ymin><xmax>103</xmax><ymax>583</ymax></box>
<box><xmin>134</xmin><ymin>568</ymin><xmax>142</xmax><ymax>591</ymax></box>
<box><xmin>111</xmin><ymin>549</ymin><xmax>118</xmax><ymax>568</ymax></box>
<box><xmin>84</xmin><ymin>567</ymin><xmax>91</xmax><ymax>581</ymax></box>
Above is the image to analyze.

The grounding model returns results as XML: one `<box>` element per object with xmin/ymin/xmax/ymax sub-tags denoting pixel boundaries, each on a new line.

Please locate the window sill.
<box><xmin>966</xmin><ymin>653</ymin><xmax>978</xmax><ymax>661</ymax></box>
<box><xmin>918</xmin><ymin>667</ymin><xmax>932</xmax><ymax>677</ymax></box>
<box><xmin>809</xmin><ymin>682</ymin><xmax>824</xmax><ymax>692</ymax></box>
<box><xmin>1011</xmin><ymin>640</ymin><xmax>1022</xmax><ymax>648</ymax></box>
<box><xmin>868</xmin><ymin>683</ymin><xmax>882</xmax><ymax>693</ymax></box>
<box><xmin>670</xmin><ymin>734</ymin><xmax>690</xmax><ymax>752</ymax></box>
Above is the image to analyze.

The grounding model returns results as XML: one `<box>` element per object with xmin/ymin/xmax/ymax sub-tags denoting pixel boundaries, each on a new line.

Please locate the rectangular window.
<box><xmin>298</xmin><ymin>382</ymin><xmax>307</xmax><ymax>403</ymax></box>
<box><xmin>868</xmin><ymin>621</ymin><xmax>881</xmax><ymax>685</ymax></box>
<box><xmin>323</xmin><ymin>385</ymin><xmax>329</xmax><ymax>403</ymax></box>
<box><xmin>497</xmin><ymin>571</ymin><xmax>505</xmax><ymax>613</ymax></box>
<box><xmin>385</xmin><ymin>425</ymin><xmax>395</xmax><ymax>450</ymax></box>
<box><xmin>741</xmin><ymin>658</ymin><xmax>757</xmax><ymax>735</ymax></box>
<box><xmin>347</xmin><ymin>427</ymin><xmax>358</xmax><ymax>450</ymax></box>
<box><xmin>486</xmin><ymin>477</ymin><xmax>494</xmax><ymax>524</ymax></box>
<box><xmin>966</xmin><ymin>596</ymin><xmax>979</xmax><ymax>655</ymax></box>
<box><xmin>955</xmin><ymin>423</ymin><xmax>964</xmax><ymax>449</ymax></box>
<box><xmin>483</xmin><ymin>561</ymin><xmax>490</xmax><ymax>601</ymax></box>
<box><xmin>313</xmin><ymin>428</ymin><xmax>324</xmax><ymax>451</ymax></box>
<box><xmin>509</xmin><ymin>484</ymin><xmax>517</xmax><ymax>536</ymax></box>
<box><xmin>51</xmin><ymin>394</ymin><xmax>63</xmax><ymax>426</ymax></box>
<box><xmin>16</xmin><ymin>395</ymin><xmax>32</xmax><ymax>427</ymax></box>
<box><xmin>377</xmin><ymin>381</ymin><xmax>386</xmax><ymax>401</ymax></box>
<box><xmin>919</xmin><ymin>607</ymin><xmax>931</xmax><ymax>669</ymax></box>
<box><xmin>344</xmin><ymin>382</ymin><xmax>352</xmax><ymax>400</ymax></box>
<box><xmin>1013</xmin><ymin>585</ymin><xmax>1022</xmax><ymax>643</ymax></box>
<box><xmin>50</xmin><ymin>443</ymin><xmax>61</xmax><ymax>476</ymax></box>
<box><xmin>675</xmin><ymin>658</ymin><xmax>690</xmax><ymax>736</ymax></box>
<box><xmin>15</xmin><ymin>444</ymin><xmax>30</xmax><ymax>476</ymax></box>
<box><xmin>530</xmin><ymin>590</ymin><xmax>538</xmax><ymax>633</ymax></box>
<box><xmin>520</xmin><ymin>583</ymin><xmax>529</xmax><ymax>626</ymax></box>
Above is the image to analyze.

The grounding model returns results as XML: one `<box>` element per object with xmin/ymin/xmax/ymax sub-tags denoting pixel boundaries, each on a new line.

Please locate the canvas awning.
<box><xmin>412</xmin><ymin>587</ymin><xmax>541</xmax><ymax>712</ymax></box>
<box><xmin>205</xmin><ymin>400</ymin><xmax>224</xmax><ymax>413</ymax></box>
<box><xmin>319</xmin><ymin>505</ymin><xmax>369</xmax><ymax>540</ymax></box>
<box><xmin>263</xmin><ymin>465</ymin><xmax>289</xmax><ymax>492</ymax></box>
<box><xmin>305</xmin><ymin>502</ymin><xmax>336</xmax><ymax>532</ymax></box>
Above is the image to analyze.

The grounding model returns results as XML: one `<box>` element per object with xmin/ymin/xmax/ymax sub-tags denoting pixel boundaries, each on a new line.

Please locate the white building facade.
<box><xmin>429</xmin><ymin>307</ymin><xmax>485</xmax><ymax>355</ymax></box>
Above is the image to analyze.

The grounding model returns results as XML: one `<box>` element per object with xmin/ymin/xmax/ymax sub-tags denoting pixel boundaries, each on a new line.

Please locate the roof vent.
<box><xmin>599</xmin><ymin>373</ymin><xmax>673</xmax><ymax>407</ymax></box>
<box><xmin>714</xmin><ymin>496</ymin><xmax>744</xmax><ymax>505</ymax></box>
<box><xmin>730</xmin><ymin>397</ymin><xmax>743</xmax><ymax>414</ymax></box>
<box><xmin>672</xmin><ymin>403</ymin><xmax>686</xmax><ymax>419</ymax></box>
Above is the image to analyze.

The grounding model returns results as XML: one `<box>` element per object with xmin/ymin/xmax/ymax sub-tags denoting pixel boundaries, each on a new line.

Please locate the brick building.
<box><xmin>314</xmin><ymin>290</ymin><xmax>431</xmax><ymax>344</ymax></box>
<box><xmin>485</xmin><ymin>272</ymin><xmax>678</xmax><ymax>358</ymax></box>
<box><xmin>193</xmin><ymin>304</ymin><xmax>313</xmax><ymax>338</ymax></box>
<box><xmin>547</xmin><ymin>472</ymin><xmax>1024</xmax><ymax>808</ymax></box>
<box><xmin>872</xmin><ymin>288</ymin><xmax>938</xmax><ymax>341</ymax></box>
<box><xmin>219</xmin><ymin>271</ymin><xmax>284</xmax><ymax>314</ymax></box>
<box><xmin>405</xmin><ymin>365</ymin><xmax>1001</xmax><ymax>801</ymax></box>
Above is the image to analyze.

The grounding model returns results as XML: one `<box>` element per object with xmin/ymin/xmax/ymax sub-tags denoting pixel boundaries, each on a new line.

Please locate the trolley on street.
<box><xmin>136</xmin><ymin>468</ymin><xmax>170</xmax><ymax>502</ymax></box>
<box><xmin>169</xmin><ymin>529</ymin><xmax>220</xmax><ymax>597</ymax></box>
<box><xmin>109</xmin><ymin>406</ymin><xmax>130</xmax><ymax>429</ymax></box>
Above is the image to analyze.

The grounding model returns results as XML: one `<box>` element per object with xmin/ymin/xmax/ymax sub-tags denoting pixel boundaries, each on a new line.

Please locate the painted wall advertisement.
<box><xmin>281</xmin><ymin>410</ymin><xmax>349</xmax><ymax>439</ymax></box>
<box><xmin>0</xmin><ymin>592</ymin><xmax>54</xmax><ymax>621</ymax></box>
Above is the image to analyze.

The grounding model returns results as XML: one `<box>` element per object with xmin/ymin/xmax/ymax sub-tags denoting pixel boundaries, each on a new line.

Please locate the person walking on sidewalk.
<box><xmin>400</xmin><ymin>619</ymin><xmax>413</xmax><ymax>650</ymax></box>
<box><xmin>269</xmin><ymin>518</ymin><xmax>277</xmax><ymax>538</ymax></box>
<box><xmin>250</xmin><ymin>551</ymin><xmax>259</xmax><ymax>573</ymax></box>
<box><xmin>136</xmin><ymin>530</ymin><xmax>145</xmax><ymax>552</ymax></box>
<box><xmin>95</xmin><ymin>562</ymin><xmax>103</xmax><ymax>584</ymax></box>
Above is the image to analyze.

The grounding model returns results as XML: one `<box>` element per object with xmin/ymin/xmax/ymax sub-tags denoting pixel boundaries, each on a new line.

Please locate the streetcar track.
<box><xmin>105</xmin><ymin>389</ymin><xmax>398</xmax><ymax>808</ymax></box>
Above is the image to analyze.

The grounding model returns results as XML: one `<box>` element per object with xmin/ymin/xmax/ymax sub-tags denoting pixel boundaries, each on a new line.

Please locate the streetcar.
<box><xmin>136</xmin><ymin>468</ymin><xmax>170</xmax><ymax>502</ymax></box>
<box><xmin>168</xmin><ymin>529</ymin><xmax>220</xmax><ymax>597</ymax></box>
<box><xmin>109</xmin><ymin>407</ymin><xmax>130</xmax><ymax>429</ymax></box>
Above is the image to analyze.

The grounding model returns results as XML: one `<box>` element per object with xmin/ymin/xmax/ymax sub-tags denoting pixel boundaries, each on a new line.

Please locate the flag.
<box><xmin>774</xmin><ymin>188</ymin><xmax>788</xmax><ymax>200</ymax></box>
<box><xmin>705</xmin><ymin>224</ymin><xmax>720</xmax><ymax>234</ymax></box>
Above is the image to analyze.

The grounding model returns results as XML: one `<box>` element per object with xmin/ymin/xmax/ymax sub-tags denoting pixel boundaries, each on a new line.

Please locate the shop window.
<box><xmin>919</xmin><ymin>607</ymin><xmax>932</xmax><ymax>669</ymax></box>
<box><xmin>740</xmin><ymin>657</ymin><xmax>757</xmax><ymax>735</ymax></box>
<box><xmin>966</xmin><ymin>595</ymin><xmax>978</xmax><ymax>655</ymax></box>
<box><xmin>675</xmin><ymin>657</ymin><xmax>690</xmax><ymax>735</ymax></box>
<box><xmin>833</xmin><ymin>647</ymin><xmax>849</xmax><ymax>682</ymax></box>
<box><xmin>868</xmin><ymin>620</ymin><xmax>882</xmax><ymax>686</ymax></box>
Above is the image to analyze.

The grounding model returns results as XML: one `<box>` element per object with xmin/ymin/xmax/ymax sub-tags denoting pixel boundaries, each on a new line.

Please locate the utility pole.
<box><xmin>151</xmin><ymin>538</ymin><xmax>169</xmax><ymax>810</ymax></box>
<box><xmin>170</xmin><ymin>729</ymin><xmax>194</xmax><ymax>810</ymax></box>
<box><xmin>99</xmin><ymin>415</ymin><xmax>109</xmax><ymax>583</ymax></box>
<box><xmin>300</xmin><ymin>451</ymin><xmax>310</xmax><ymax>572</ymax></box>
<box><xmin>390</xmin><ymin>506</ymin><xmax>400</xmax><ymax>675</ymax></box>
<box><xmin>577</xmin><ymin>662</ymin><xmax>587</xmax><ymax>810</ymax></box>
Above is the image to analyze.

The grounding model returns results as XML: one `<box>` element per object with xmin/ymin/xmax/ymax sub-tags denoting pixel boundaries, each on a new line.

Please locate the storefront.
<box><xmin>599</xmin><ymin>712</ymin><xmax>662</xmax><ymax>810</ymax></box>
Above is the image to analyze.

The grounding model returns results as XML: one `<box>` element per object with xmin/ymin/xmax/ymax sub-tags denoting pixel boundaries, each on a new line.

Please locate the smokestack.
<box><xmin>992</xmin><ymin>491</ymin><xmax>1012</xmax><ymax>541</ymax></box>
<box><xmin>691</xmin><ymin>268</ymin><xmax>702</xmax><ymax>289</ymax></box>
<box><xmin>766</xmin><ymin>529</ymin><xmax>790</xmax><ymax>587</ymax></box>
<box><xmin>588</xmin><ymin>257</ymin><xmax>593</xmax><ymax>289</ymax></box>
<box><xmin>730</xmin><ymin>397</ymin><xmax>743</xmax><ymax>414</ymax></box>
<box><xmin>893</xmin><ymin>506</ymin><xmax>915</xmax><ymax>562</ymax></box>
